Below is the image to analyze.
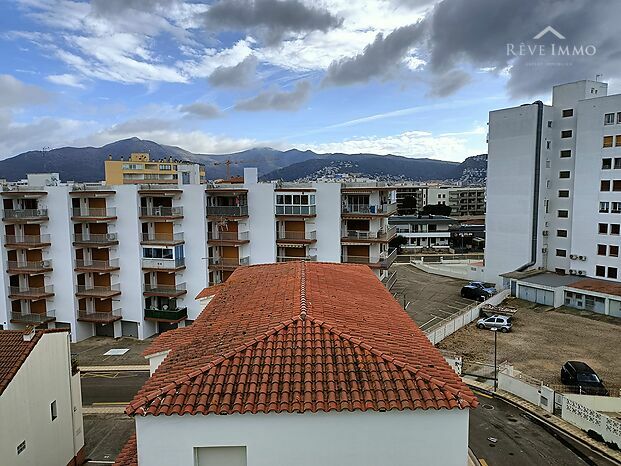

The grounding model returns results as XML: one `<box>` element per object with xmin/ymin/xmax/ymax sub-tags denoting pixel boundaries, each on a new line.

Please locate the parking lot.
<box><xmin>390</xmin><ymin>263</ymin><xmax>474</xmax><ymax>331</ymax></box>
<box><xmin>437</xmin><ymin>297</ymin><xmax>621</xmax><ymax>388</ymax></box>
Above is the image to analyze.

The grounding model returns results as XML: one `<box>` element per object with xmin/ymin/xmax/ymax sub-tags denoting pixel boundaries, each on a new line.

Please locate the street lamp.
<box><xmin>491</xmin><ymin>328</ymin><xmax>498</xmax><ymax>391</ymax></box>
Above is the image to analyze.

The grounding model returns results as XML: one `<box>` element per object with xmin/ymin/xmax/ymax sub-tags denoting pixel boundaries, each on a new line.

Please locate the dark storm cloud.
<box><xmin>208</xmin><ymin>56</ymin><xmax>258</xmax><ymax>88</ymax></box>
<box><xmin>234</xmin><ymin>80</ymin><xmax>311</xmax><ymax>111</ymax></box>
<box><xmin>179</xmin><ymin>102</ymin><xmax>223</xmax><ymax>119</ymax></box>
<box><xmin>203</xmin><ymin>0</ymin><xmax>343</xmax><ymax>45</ymax></box>
<box><xmin>427</xmin><ymin>69</ymin><xmax>471</xmax><ymax>97</ymax></box>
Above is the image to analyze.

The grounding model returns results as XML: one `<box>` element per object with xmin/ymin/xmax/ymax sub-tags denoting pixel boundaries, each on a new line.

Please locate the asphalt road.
<box><xmin>81</xmin><ymin>370</ymin><xmax>149</xmax><ymax>405</ymax></box>
<box><xmin>470</xmin><ymin>390</ymin><xmax>617</xmax><ymax>466</ymax></box>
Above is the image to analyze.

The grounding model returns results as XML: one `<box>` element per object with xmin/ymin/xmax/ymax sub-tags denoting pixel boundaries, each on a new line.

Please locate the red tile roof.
<box><xmin>569</xmin><ymin>278</ymin><xmax>621</xmax><ymax>298</ymax></box>
<box><xmin>195</xmin><ymin>284</ymin><xmax>225</xmax><ymax>300</ymax></box>
<box><xmin>142</xmin><ymin>327</ymin><xmax>189</xmax><ymax>357</ymax></box>
<box><xmin>0</xmin><ymin>329</ymin><xmax>68</xmax><ymax>396</ymax></box>
<box><xmin>114</xmin><ymin>434</ymin><xmax>137</xmax><ymax>466</ymax></box>
<box><xmin>127</xmin><ymin>262</ymin><xmax>476</xmax><ymax>417</ymax></box>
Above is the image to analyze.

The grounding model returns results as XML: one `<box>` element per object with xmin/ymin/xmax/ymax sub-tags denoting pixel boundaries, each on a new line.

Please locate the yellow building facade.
<box><xmin>104</xmin><ymin>153</ymin><xmax>205</xmax><ymax>185</ymax></box>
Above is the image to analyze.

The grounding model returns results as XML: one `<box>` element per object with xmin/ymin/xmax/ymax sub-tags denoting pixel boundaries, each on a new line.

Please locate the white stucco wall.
<box><xmin>314</xmin><ymin>182</ymin><xmax>342</xmax><ymax>262</ymax></box>
<box><xmin>136</xmin><ymin>409</ymin><xmax>469</xmax><ymax>466</ymax></box>
<box><xmin>246</xmin><ymin>183</ymin><xmax>277</xmax><ymax>264</ymax></box>
<box><xmin>0</xmin><ymin>332</ymin><xmax>83</xmax><ymax>466</ymax></box>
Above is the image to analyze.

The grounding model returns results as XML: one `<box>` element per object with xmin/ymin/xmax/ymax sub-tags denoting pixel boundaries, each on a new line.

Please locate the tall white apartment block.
<box><xmin>485</xmin><ymin>79</ymin><xmax>621</xmax><ymax>288</ymax></box>
<box><xmin>0</xmin><ymin>168</ymin><xmax>396</xmax><ymax>341</ymax></box>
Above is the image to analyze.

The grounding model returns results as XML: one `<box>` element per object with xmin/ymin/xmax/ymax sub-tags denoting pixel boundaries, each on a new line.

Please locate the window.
<box><xmin>600</xmin><ymin>202</ymin><xmax>610</xmax><ymax>213</ymax></box>
<box><xmin>612</xmin><ymin>202</ymin><xmax>621</xmax><ymax>213</ymax></box>
<box><xmin>615</xmin><ymin>158</ymin><xmax>621</xmax><ymax>170</ymax></box>
<box><xmin>561</xmin><ymin>130</ymin><xmax>572</xmax><ymax>138</ymax></box>
<box><xmin>562</xmin><ymin>109</ymin><xmax>574</xmax><ymax>117</ymax></box>
<box><xmin>547</xmin><ymin>121</ymin><xmax>553</xmax><ymax>128</ymax></box>
<box><xmin>50</xmin><ymin>400</ymin><xmax>57</xmax><ymax>421</ymax></box>
<box><xmin>555</xmin><ymin>268</ymin><xmax>566</xmax><ymax>275</ymax></box>
<box><xmin>610</xmin><ymin>245</ymin><xmax>619</xmax><ymax>257</ymax></box>
<box><xmin>17</xmin><ymin>441</ymin><xmax>26</xmax><ymax>455</ymax></box>
<box><xmin>601</xmin><ymin>180</ymin><xmax>611</xmax><ymax>191</ymax></box>
<box><xmin>559</xmin><ymin>171</ymin><xmax>571</xmax><ymax>179</ymax></box>
<box><xmin>616</xmin><ymin>135</ymin><xmax>621</xmax><ymax>147</ymax></box>
<box><xmin>558</xmin><ymin>190</ymin><xmax>570</xmax><ymax>198</ymax></box>
<box><xmin>614</xmin><ymin>181</ymin><xmax>621</xmax><ymax>191</ymax></box>
<box><xmin>605</xmin><ymin>113</ymin><xmax>615</xmax><ymax>125</ymax></box>
<box><xmin>557</xmin><ymin>229</ymin><xmax>568</xmax><ymax>237</ymax></box>
<box><xmin>608</xmin><ymin>267</ymin><xmax>618</xmax><ymax>279</ymax></box>
<box><xmin>602</xmin><ymin>158</ymin><xmax>612</xmax><ymax>169</ymax></box>
<box><xmin>545</xmin><ymin>159</ymin><xmax>551</xmax><ymax>168</ymax></box>
<box><xmin>599</xmin><ymin>223</ymin><xmax>608</xmax><ymax>234</ymax></box>
<box><xmin>603</xmin><ymin>136</ymin><xmax>614</xmax><ymax>148</ymax></box>
<box><xmin>611</xmin><ymin>224</ymin><xmax>620</xmax><ymax>235</ymax></box>
<box><xmin>558</xmin><ymin>210</ymin><xmax>569</xmax><ymax>218</ymax></box>
<box><xmin>597</xmin><ymin>244</ymin><xmax>607</xmax><ymax>255</ymax></box>
<box><xmin>618</xmin><ymin>112</ymin><xmax>621</xmax><ymax>124</ymax></box>
<box><xmin>195</xmin><ymin>446</ymin><xmax>247</xmax><ymax>466</ymax></box>
<box><xmin>556</xmin><ymin>249</ymin><xmax>567</xmax><ymax>257</ymax></box>
<box><xmin>546</xmin><ymin>141</ymin><xmax>551</xmax><ymax>149</ymax></box>
<box><xmin>560</xmin><ymin>149</ymin><xmax>572</xmax><ymax>158</ymax></box>
<box><xmin>596</xmin><ymin>265</ymin><xmax>606</xmax><ymax>277</ymax></box>
<box><xmin>159</xmin><ymin>164</ymin><xmax>172</xmax><ymax>171</ymax></box>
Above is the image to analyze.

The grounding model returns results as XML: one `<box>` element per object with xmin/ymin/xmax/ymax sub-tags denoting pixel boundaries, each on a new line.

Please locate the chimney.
<box><xmin>108</xmin><ymin>154</ymin><xmax>112</xmax><ymax>160</ymax></box>
<box><xmin>22</xmin><ymin>326</ymin><xmax>36</xmax><ymax>342</ymax></box>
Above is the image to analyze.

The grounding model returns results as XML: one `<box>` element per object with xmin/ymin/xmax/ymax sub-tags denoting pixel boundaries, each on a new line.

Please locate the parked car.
<box><xmin>561</xmin><ymin>361</ymin><xmax>609</xmax><ymax>396</ymax></box>
<box><xmin>461</xmin><ymin>282</ymin><xmax>496</xmax><ymax>301</ymax></box>
<box><xmin>476</xmin><ymin>314</ymin><xmax>512</xmax><ymax>332</ymax></box>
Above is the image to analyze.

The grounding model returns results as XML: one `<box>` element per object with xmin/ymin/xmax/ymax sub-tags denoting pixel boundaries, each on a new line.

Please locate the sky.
<box><xmin>0</xmin><ymin>0</ymin><xmax>619</xmax><ymax>162</ymax></box>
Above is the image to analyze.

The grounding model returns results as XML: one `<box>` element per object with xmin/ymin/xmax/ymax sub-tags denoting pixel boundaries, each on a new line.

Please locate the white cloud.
<box><xmin>0</xmin><ymin>74</ymin><xmax>50</xmax><ymax>108</ymax></box>
<box><xmin>46</xmin><ymin>73</ymin><xmax>85</xmax><ymax>88</ymax></box>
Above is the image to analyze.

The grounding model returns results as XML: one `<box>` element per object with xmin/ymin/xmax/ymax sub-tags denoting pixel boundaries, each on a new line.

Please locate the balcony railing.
<box><xmin>208</xmin><ymin>230</ymin><xmax>250</xmax><ymax>241</ymax></box>
<box><xmin>74</xmin><ymin>259</ymin><xmax>120</xmax><ymax>271</ymax></box>
<box><xmin>143</xmin><ymin>283</ymin><xmax>187</xmax><ymax>296</ymax></box>
<box><xmin>144</xmin><ymin>306</ymin><xmax>188</xmax><ymax>321</ymax></box>
<box><xmin>75</xmin><ymin>284</ymin><xmax>121</xmax><ymax>297</ymax></box>
<box><xmin>342</xmin><ymin>226</ymin><xmax>396</xmax><ymax>240</ymax></box>
<box><xmin>342</xmin><ymin>203</ymin><xmax>397</xmax><ymax>215</ymax></box>
<box><xmin>140</xmin><ymin>206</ymin><xmax>183</xmax><ymax>217</ymax></box>
<box><xmin>277</xmin><ymin>231</ymin><xmax>316</xmax><ymax>241</ymax></box>
<box><xmin>73</xmin><ymin>233</ymin><xmax>118</xmax><ymax>244</ymax></box>
<box><xmin>8</xmin><ymin>285</ymin><xmax>54</xmax><ymax>298</ymax></box>
<box><xmin>4</xmin><ymin>234</ymin><xmax>51</xmax><ymax>247</ymax></box>
<box><xmin>206</xmin><ymin>205</ymin><xmax>248</xmax><ymax>217</ymax></box>
<box><xmin>141</xmin><ymin>257</ymin><xmax>186</xmax><ymax>269</ymax></box>
<box><xmin>275</xmin><ymin>205</ymin><xmax>316</xmax><ymax>216</ymax></box>
<box><xmin>3</xmin><ymin>209</ymin><xmax>48</xmax><ymax>220</ymax></box>
<box><xmin>7</xmin><ymin>260</ymin><xmax>53</xmax><ymax>273</ymax></box>
<box><xmin>276</xmin><ymin>255</ymin><xmax>317</xmax><ymax>262</ymax></box>
<box><xmin>11</xmin><ymin>310</ymin><xmax>56</xmax><ymax>324</ymax></box>
<box><xmin>77</xmin><ymin>308</ymin><xmax>122</xmax><ymax>323</ymax></box>
<box><xmin>72</xmin><ymin>207</ymin><xmax>116</xmax><ymax>218</ymax></box>
<box><xmin>342</xmin><ymin>249</ymin><xmax>397</xmax><ymax>268</ymax></box>
<box><xmin>208</xmin><ymin>256</ymin><xmax>250</xmax><ymax>267</ymax></box>
<box><xmin>141</xmin><ymin>232</ymin><xmax>185</xmax><ymax>244</ymax></box>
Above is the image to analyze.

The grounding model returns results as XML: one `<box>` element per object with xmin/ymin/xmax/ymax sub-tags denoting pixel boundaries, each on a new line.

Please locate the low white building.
<box><xmin>116</xmin><ymin>262</ymin><xmax>476</xmax><ymax>466</ymax></box>
<box><xmin>0</xmin><ymin>328</ymin><xmax>84</xmax><ymax>466</ymax></box>
<box><xmin>389</xmin><ymin>215</ymin><xmax>456</xmax><ymax>250</ymax></box>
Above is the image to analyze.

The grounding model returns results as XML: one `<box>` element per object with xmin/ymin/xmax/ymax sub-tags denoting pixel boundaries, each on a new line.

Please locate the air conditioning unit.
<box><xmin>579</xmin><ymin>256</ymin><xmax>587</xmax><ymax>261</ymax></box>
<box><xmin>542</xmin><ymin>230</ymin><xmax>549</xmax><ymax>236</ymax></box>
<box><xmin>570</xmin><ymin>254</ymin><xmax>578</xmax><ymax>260</ymax></box>
<box><xmin>569</xmin><ymin>269</ymin><xmax>577</xmax><ymax>275</ymax></box>
<box><xmin>578</xmin><ymin>270</ymin><xmax>587</xmax><ymax>276</ymax></box>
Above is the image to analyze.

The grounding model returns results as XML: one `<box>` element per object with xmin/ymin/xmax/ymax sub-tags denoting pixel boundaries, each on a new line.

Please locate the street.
<box><xmin>470</xmin><ymin>390</ymin><xmax>616</xmax><ymax>466</ymax></box>
<box><xmin>81</xmin><ymin>370</ymin><xmax>149</xmax><ymax>405</ymax></box>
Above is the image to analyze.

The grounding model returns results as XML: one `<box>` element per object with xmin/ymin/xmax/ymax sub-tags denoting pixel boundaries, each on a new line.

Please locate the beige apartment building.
<box><xmin>104</xmin><ymin>153</ymin><xmax>205</xmax><ymax>185</ymax></box>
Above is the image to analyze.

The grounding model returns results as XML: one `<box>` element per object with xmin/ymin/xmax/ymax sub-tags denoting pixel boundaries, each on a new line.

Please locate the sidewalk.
<box><xmin>465</xmin><ymin>378</ymin><xmax>621</xmax><ymax>464</ymax></box>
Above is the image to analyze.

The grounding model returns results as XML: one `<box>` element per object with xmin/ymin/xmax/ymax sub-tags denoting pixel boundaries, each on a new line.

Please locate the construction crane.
<box><xmin>212</xmin><ymin>159</ymin><xmax>258</xmax><ymax>180</ymax></box>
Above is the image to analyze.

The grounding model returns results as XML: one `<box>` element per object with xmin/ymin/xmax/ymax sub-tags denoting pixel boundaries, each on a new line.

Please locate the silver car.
<box><xmin>476</xmin><ymin>314</ymin><xmax>512</xmax><ymax>332</ymax></box>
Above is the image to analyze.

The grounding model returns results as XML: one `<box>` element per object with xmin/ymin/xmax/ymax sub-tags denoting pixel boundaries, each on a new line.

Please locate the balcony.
<box><xmin>275</xmin><ymin>205</ymin><xmax>316</xmax><ymax>216</ymax></box>
<box><xmin>74</xmin><ymin>259</ymin><xmax>120</xmax><ymax>272</ymax></box>
<box><xmin>4</xmin><ymin>234</ymin><xmax>51</xmax><ymax>248</ymax></box>
<box><xmin>140</xmin><ymin>232</ymin><xmax>185</xmax><ymax>245</ymax></box>
<box><xmin>144</xmin><ymin>306</ymin><xmax>188</xmax><ymax>322</ymax></box>
<box><xmin>341</xmin><ymin>226</ymin><xmax>397</xmax><ymax>242</ymax></box>
<box><xmin>139</xmin><ymin>206</ymin><xmax>183</xmax><ymax>219</ymax></box>
<box><xmin>10</xmin><ymin>310</ymin><xmax>56</xmax><ymax>325</ymax></box>
<box><xmin>341</xmin><ymin>203</ymin><xmax>397</xmax><ymax>216</ymax></box>
<box><xmin>77</xmin><ymin>308</ymin><xmax>122</xmax><ymax>324</ymax></box>
<box><xmin>206</xmin><ymin>205</ymin><xmax>248</xmax><ymax>217</ymax></box>
<box><xmin>71</xmin><ymin>207</ymin><xmax>117</xmax><ymax>221</ymax></box>
<box><xmin>73</xmin><ymin>233</ymin><xmax>119</xmax><ymax>246</ymax></box>
<box><xmin>276</xmin><ymin>230</ymin><xmax>316</xmax><ymax>243</ymax></box>
<box><xmin>3</xmin><ymin>209</ymin><xmax>48</xmax><ymax>222</ymax></box>
<box><xmin>8</xmin><ymin>285</ymin><xmax>54</xmax><ymax>299</ymax></box>
<box><xmin>143</xmin><ymin>282</ymin><xmax>187</xmax><ymax>297</ymax></box>
<box><xmin>141</xmin><ymin>257</ymin><xmax>186</xmax><ymax>271</ymax></box>
<box><xmin>208</xmin><ymin>256</ymin><xmax>250</xmax><ymax>270</ymax></box>
<box><xmin>341</xmin><ymin>249</ymin><xmax>397</xmax><ymax>268</ymax></box>
<box><xmin>207</xmin><ymin>230</ymin><xmax>250</xmax><ymax>244</ymax></box>
<box><xmin>276</xmin><ymin>255</ymin><xmax>317</xmax><ymax>262</ymax></box>
<box><xmin>1</xmin><ymin>185</ymin><xmax>47</xmax><ymax>197</ymax></box>
<box><xmin>7</xmin><ymin>260</ymin><xmax>53</xmax><ymax>274</ymax></box>
<box><xmin>75</xmin><ymin>284</ymin><xmax>121</xmax><ymax>298</ymax></box>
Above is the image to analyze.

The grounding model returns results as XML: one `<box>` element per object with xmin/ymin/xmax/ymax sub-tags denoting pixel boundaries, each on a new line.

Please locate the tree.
<box><xmin>401</xmin><ymin>195</ymin><xmax>417</xmax><ymax>215</ymax></box>
<box><xmin>389</xmin><ymin>235</ymin><xmax>408</xmax><ymax>253</ymax></box>
<box><xmin>422</xmin><ymin>203</ymin><xmax>452</xmax><ymax>216</ymax></box>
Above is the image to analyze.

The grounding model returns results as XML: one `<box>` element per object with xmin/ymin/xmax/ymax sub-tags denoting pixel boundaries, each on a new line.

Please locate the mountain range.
<box><xmin>0</xmin><ymin>137</ymin><xmax>487</xmax><ymax>184</ymax></box>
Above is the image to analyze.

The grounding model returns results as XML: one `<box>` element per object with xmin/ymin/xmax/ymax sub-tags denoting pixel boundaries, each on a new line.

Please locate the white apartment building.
<box><xmin>395</xmin><ymin>184</ymin><xmax>485</xmax><ymax>217</ymax></box>
<box><xmin>0</xmin><ymin>169</ymin><xmax>397</xmax><ymax>341</ymax></box>
<box><xmin>485</xmin><ymin>80</ymin><xmax>621</xmax><ymax>317</ymax></box>
<box><xmin>389</xmin><ymin>215</ymin><xmax>455</xmax><ymax>250</ymax></box>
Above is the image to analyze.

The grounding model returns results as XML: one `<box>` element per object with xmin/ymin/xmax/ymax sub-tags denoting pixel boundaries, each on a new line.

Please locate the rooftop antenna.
<box><xmin>595</xmin><ymin>74</ymin><xmax>602</xmax><ymax>82</ymax></box>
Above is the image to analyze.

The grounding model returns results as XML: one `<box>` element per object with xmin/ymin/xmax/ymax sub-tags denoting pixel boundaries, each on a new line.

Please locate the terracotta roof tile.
<box><xmin>195</xmin><ymin>284</ymin><xmax>225</xmax><ymax>300</ymax></box>
<box><xmin>569</xmin><ymin>278</ymin><xmax>621</xmax><ymax>297</ymax></box>
<box><xmin>0</xmin><ymin>329</ymin><xmax>67</xmax><ymax>396</ymax></box>
<box><xmin>114</xmin><ymin>434</ymin><xmax>137</xmax><ymax>466</ymax></box>
<box><xmin>127</xmin><ymin>262</ymin><xmax>476</xmax><ymax>417</ymax></box>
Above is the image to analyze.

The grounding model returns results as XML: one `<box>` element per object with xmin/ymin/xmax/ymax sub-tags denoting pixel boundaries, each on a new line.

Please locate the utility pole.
<box><xmin>492</xmin><ymin>328</ymin><xmax>498</xmax><ymax>392</ymax></box>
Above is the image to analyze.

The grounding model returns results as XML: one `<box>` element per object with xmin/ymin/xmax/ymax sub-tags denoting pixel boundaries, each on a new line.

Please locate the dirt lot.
<box><xmin>438</xmin><ymin>297</ymin><xmax>621</xmax><ymax>388</ymax></box>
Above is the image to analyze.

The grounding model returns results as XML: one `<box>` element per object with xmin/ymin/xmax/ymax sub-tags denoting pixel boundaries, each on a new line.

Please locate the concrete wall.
<box><xmin>314</xmin><ymin>182</ymin><xmax>341</xmax><ymax>262</ymax></box>
<box><xmin>498</xmin><ymin>367</ymin><xmax>554</xmax><ymax>413</ymax></box>
<box><xmin>411</xmin><ymin>258</ymin><xmax>484</xmax><ymax>281</ymax></box>
<box><xmin>562</xmin><ymin>394</ymin><xmax>621</xmax><ymax>447</ymax></box>
<box><xmin>0</xmin><ymin>332</ymin><xmax>83</xmax><ymax>466</ymax></box>
<box><xmin>136</xmin><ymin>409</ymin><xmax>469</xmax><ymax>466</ymax></box>
<box><xmin>247</xmin><ymin>183</ymin><xmax>276</xmax><ymax>264</ymax></box>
